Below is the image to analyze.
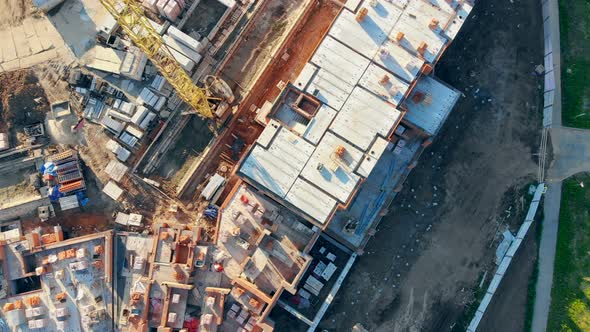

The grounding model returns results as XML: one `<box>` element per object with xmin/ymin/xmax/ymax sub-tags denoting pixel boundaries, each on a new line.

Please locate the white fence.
<box><xmin>466</xmin><ymin>183</ymin><xmax>545</xmax><ymax>331</ymax></box>
<box><xmin>542</xmin><ymin>0</ymin><xmax>558</xmax><ymax>128</ymax></box>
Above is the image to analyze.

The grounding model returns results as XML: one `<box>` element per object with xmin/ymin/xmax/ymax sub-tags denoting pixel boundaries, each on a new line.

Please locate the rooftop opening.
<box><xmin>12</xmin><ymin>275</ymin><xmax>41</xmax><ymax>295</ymax></box>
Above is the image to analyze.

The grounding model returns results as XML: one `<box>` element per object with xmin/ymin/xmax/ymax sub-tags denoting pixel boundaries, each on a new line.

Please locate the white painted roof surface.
<box><xmin>373</xmin><ymin>40</ymin><xmax>424</xmax><ymax>83</ymax></box>
<box><xmin>328</xmin><ymin>2</ymin><xmax>403</xmax><ymax>59</ymax></box>
<box><xmin>344</xmin><ymin>0</ymin><xmax>362</xmax><ymax>11</ymax></box>
<box><xmin>403</xmin><ymin>75</ymin><xmax>460</xmax><ymax>135</ymax></box>
<box><xmin>356</xmin><ymin>137</ymin><xmax>390</xmax><ymax>178</ymax></box>
<box><xmin>305</xmin><ymin>68</ymin><xmax>355</xmax><ymax>111</ymax></box>
<box><xmin>302</xmin><ymin>104</ymin><xmax>337</xmax><ymax>145</ymax></box>
<box><xmin>404</xmin><ymin>0</ymin><xmax>455</xmax><ymax>33</ymax></box>
<box><xmin>308</xmin><ymin>36</ymin><xmax>370</xmax><ymax>109</ymax></box>
<box><xmin>310</xmin><ymin>35</ymin><xmax>370</xmax><ymax>82</ymax></box>
<box><xmin>285</xmin><ymin>178</ymin><xmax>338</xmax><ymax>224</ymax></box>
<box><xmin>300</xmin><ymin>132</ymin><xmax>363</xmax><ymax>202</ymax></box>
<box><xmin>330</xmin><ymin>87</ymin><xmax>402</xmax><ymax>151</ymax></box>
<box><xmin>359</xmin><ymin>62</ymin><xmax>410</xmax><ymax>106</ymax></box>
<box><xmin>240</xmin><ymin>127</ymin><xmax>315</xmax><ymax>198</ymax></box>
<box><xmin>390</xmin><ymin>8</ymin><xmax>448</xmax><ymax>63</ymax></box>
<box><xmin>293</xmin><ymin>62</ymin><xmax>318</xmax><ymax>91</ymax></box>
<box><xmin>257</xmin><ymin>119</ymin><xmax>281</xmax><ymax>148</ymax></box>
<box><xmin>445</xmin><ymin>2</ymin><xmax>473</xmax><ymax>39</ymax></box>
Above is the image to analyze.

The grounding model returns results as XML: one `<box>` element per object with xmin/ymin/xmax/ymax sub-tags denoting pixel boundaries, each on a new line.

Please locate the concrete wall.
<box><xmin>0</xmin><ymin>197</ymin><xmax>50</xmax><ymax>222</ymax></box>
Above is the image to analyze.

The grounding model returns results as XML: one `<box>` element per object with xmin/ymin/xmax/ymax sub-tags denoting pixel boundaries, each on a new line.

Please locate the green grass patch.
<box><xmin>547</xmin><ymin>173</ymin><xmax>590</xmax><ymax>331</ymax></box>
<box><xmin>559</xmin><ymin>0</ymin><xmax>590</xmax><ymax>128</ymax></box>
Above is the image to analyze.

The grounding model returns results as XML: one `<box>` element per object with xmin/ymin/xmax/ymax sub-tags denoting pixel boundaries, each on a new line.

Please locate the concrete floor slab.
<box><xmin>20</xmin><ymin>49</ymin><xmax>58</xmax><ymax>68</ymax></box>
<box><xmin>32</xmin><ymin>18</ymin><xmax>57</xmax><ymax>51</ymax></box>
<box><xmin>46</xmin><ymin>0</ymin><xmax>110</xmax><ymax>58</ymax></box>
<box><xmin>22</xmin><ymin>18</ymin><xmax>45</xmax><ymax>55</ymax></box>
<box><xmin>0</xmin><ymin>29</ymin><xmax>17</xmax><ymax>63</ymax></box>
<box><xmin>11</xmin><ymin>25</ymin><xmax>32</xmax><ymax>58</ymax></box>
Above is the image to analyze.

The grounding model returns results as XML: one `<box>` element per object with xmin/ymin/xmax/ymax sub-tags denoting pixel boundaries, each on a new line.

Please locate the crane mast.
<box><xmin>99</xmin><ymin>0</ymin><xmax>215</xmax><ymax>118</ymax></box>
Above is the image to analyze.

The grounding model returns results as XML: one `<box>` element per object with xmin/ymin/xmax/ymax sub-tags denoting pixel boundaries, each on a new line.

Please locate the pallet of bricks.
<box><xmin>51</xmin><ymin>150</ymin><xmax>86</xmax><ymax>194</ymax></box>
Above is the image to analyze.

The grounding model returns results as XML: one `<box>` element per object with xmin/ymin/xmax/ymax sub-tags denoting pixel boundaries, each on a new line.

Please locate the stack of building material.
<box><xmin>84</xmin><ymin>98</ymin><xmax>106</xmax><ymax>122</ymax></box>
<box><xmin>139</xmin><ymin>112</ymin><xmax>157</xmax><ymax>130</ymax></box>
<box><xmin>108</xmin><ymin>108</ymin><xmax>133</xmax><ymax>123</ymax></box>
<box><xmin>138</xmin><ymin>88</ymin><xmax>166</xmax><ymax>109</ymax></box>
<box><xmin>106</xmin><ymin>139</ymin><xmax>131</xmax><ymax>162</ymax></box>
<box><xmin>59</xmin><ymin>195</ymin><xmax>79</xmax><ymax>211</ymax></box>
<box><xmin>163</xmin><ymin>35</ymin><xmax>202</xmax><ymax>64</ymax></box>
<box><xmin>105</xmin><ymin>160</ymin><xmax>129</xmax><ymax>182</ymax></box>
<box><xmin>151</xmin><ymin>75</ymin><xmax>167</xmax><ymax>92</ymax></box>
<box><xmin>120</xmin><ymin>47</ymin><xmax>149</xmax><ymax>81</ymax></box>
<box><xmin>131</xmin><ymin>105</ymin><xmax>151</xmax><ymax>125</ymax></box>
<box><xmin>164</xmin><ymin>0</ymin><xmax>181</xmax><ymax>21</ymax></box>
<box><xmin>50</xmin><ymin>150</ymin><xmax>86</xmax><ymax>194</ymax></box>
<box><xmin>156</xmin><ymin>0</ymin><xmax>169</xmax><ymax>16</ymax></box>
<box><xmin>162</xmin><ymin>26</ymin><xmax>204</xmax><ymax>72</ymax></box>
<box><xmin>101</xmin><ymin>116</ymin><xmax>125</xmax><ymax>135</ymax></box>
<box><xmin>103</xmin><ymin>181</ymin><xmax>124</xmax><ymax>201</ymax></box>
<box><xmin>143</xmin><ymin>0</ymin><xmax>158</xmax><ymax>13</ymax></box>
<box><xmin>119</xmin><ymin>132</ymin><xmax>139</xmax><ymax>147</ymax></box>
<box><xmin>168</xmin><ymin>26</ymin><xmax>204</xmax><ymax>53</ymax></box>
<box><xmin>125</xmin><ymin>126</ymin><xmax>144</xmax><ymax>139</ymax></box>
<box><xmin>164</xmin><ymin>45</ymin><xmax>195</xmax><ymax>72</ymax></box>
<box><xmin>112</xmin><ymin>99</ymin><xmax>136</xmax><ymax>115</ymax></box>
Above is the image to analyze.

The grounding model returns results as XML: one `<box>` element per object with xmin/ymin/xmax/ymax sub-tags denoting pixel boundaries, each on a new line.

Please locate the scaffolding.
<box><xmin>99</xmin><ymin>0</ymin><xmax>217</xmax><ymax>118</ymax></box>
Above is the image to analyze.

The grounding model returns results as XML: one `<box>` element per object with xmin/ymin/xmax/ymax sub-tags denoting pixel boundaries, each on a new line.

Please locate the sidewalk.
<box><xmin>531</xmin><ymin>1</ymin><xmax>590</xmax><ymax>330</ymax></box>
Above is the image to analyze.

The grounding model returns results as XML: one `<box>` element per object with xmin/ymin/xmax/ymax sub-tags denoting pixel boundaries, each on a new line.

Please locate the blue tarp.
<box><xmin>48</xmin><ymin>185</ymin><xmax>64</xmax><ymax>201</ymax></box>
<box><xmin>41</xmin><ymin>162</ymin><xmax>57</xmax><ymax>177</ymax></box>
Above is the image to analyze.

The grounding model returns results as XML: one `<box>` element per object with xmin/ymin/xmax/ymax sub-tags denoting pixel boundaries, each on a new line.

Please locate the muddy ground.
<box><xmin>318</xmin><ymin>0</ymin><xmax>545</xmax><ymax>331</ymax></box>
<box><xmin>477</xmin><ymin>217</ymin><xmax>540</xmax><ymax>332</ymax></box>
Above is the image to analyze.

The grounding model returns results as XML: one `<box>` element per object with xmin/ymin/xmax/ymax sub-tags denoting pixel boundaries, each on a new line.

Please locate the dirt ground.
<box><xmin>317</xmin><ymin>0</ymin><xmax>545</xmax><ymax>331</ymax></box>
<box><xmin>217</xmin><ymin>0</ymin><xmax>309</xmax><ymax>99</ymax></box>
<box><xmin>182</xmin><ymin>0</ymin><xmax>228</xmax><ymax>37</ymax></box>
<box><xmin>0</xmin><ymin>70</ymin><xmax>50</xmax><ymax>144</ymax></box>
<box><xmin>0</xmin><ymin>0</ymin><xmax>32</xmax><ymax>28</ymax></box>
<box><xmin>477</xmin><ymin>217</ymin><xmax>540</xmax><ymax>332</ymax></box>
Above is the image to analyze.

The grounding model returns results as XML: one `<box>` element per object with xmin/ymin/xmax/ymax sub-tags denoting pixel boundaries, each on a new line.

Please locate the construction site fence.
<box><xmin>466</xmin><ymin>183</ymin><xmax>545</xmax><ymax>332</ymax></box>
<box><xmin>541</xmin><ymin>0</ymin><xmax>558</xmax><ymax>128</ymax></box>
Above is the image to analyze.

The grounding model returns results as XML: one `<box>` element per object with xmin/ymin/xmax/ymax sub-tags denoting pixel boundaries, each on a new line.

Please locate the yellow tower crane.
<box><xmin>99</xmin><ymin>0</ymin><xmax>217</xmax><ymax>118</ymax></box>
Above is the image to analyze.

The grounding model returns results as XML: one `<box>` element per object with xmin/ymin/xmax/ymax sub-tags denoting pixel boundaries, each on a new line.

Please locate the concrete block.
<box><xmin>2</xmin><ymin>59</ymin><xmax>20</xmax><ymax>72</ymax></box>
<box><xmin>20</xmin><ymin>49</ymin><xmax>58</xmax><ymax>69</ymax></box>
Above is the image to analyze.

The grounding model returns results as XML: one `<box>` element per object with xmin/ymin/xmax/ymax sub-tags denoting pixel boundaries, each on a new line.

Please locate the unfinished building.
<box><xmin>229</xmin><ymin>0</ymin><xmax>472</xmax><ymax>328</ymax></box>
<box><xmin>0</xmin><ymin>226</ymin><xmax>113</xmax><ymax>331</ymax></box>
<box><xmin>9</xmin><ymin>0</ymin><xmax>476</xmax><ymax>330</ymax></box>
